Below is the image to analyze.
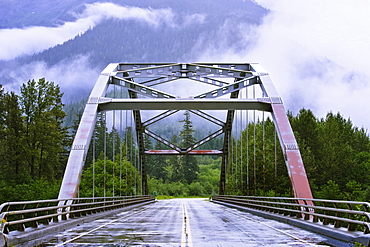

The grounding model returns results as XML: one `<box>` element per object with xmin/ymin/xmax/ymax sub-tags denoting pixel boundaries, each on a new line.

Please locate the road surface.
<box><xmin>40</xmin><ymin>198</ymin><xmax>332</xmax><ymax>246</ymax></box>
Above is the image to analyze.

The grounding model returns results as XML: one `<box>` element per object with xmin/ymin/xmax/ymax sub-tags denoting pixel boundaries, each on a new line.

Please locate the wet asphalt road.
<box><xmin>41</xmin><ymin>198</ymin><xmax>331</xmax><ymax>246</ymax></box>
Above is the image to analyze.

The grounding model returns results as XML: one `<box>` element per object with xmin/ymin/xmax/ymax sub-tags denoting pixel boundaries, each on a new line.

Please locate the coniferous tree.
<box><xmin>147</xmin><ymin>140</ymin><xmax>168</xmax><ymax>181</ymax></box>
<box><xmin>123</xmin><ymin>126</ymin><xmax>137</xmax><ymax>162</ymax></box>
<box><xmin>3</xmin><ymin>92</ymin><xmax>25</xmax><ymax>181</ymax></box>
<box><xmin>19</xmin><ymin>78</ymin><xmax>68</xmax><ymax>180</ymax></box>
<box><xmin>0</xmin><ymin>85</ymin><xmax>6</xmax><ymax>180</ymax></box>
<box><xmin>167</xmin><ymin>134</ymin><xmax>184</xmax><ymax>182</ymax></box>
<box><xmin>107</xmin><ymin>127</ymin><xmax>121</xmax><ymax>161</ymax></box>
<box><xmin>179</xmin><ymin>111</ymin><xmax>199</xmax><ymax>184</ymax></box>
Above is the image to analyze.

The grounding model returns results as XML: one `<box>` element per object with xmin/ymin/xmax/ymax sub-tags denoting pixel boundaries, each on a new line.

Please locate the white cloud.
<box><xmin>4</xmin><ymin>55</ymin><xmax>100</xmax><ymax>102</ymax></box>
<box><xmin>196</xmin><ymin>0</ymin><xmax>370</xmax><ymax>130</ymax></box>
<box><xmin>182</xmin><ymin>13</ymin><xmax>207</xmax><ymax>27</ymax></box>
<box><xmin>75</xmin><ymin>3</ymin><xmax>175</xmax><ymax>27</ymax></box>
<box><xmin>0</xmin><ymin>3</ymin><xmax>175</xmax><ymax>61</ymax></box>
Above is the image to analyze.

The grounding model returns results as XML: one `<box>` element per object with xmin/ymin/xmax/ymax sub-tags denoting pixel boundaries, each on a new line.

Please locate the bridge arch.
<box><xmin>58</xmin><ymin>63</ymin><xmax>313</xmax><ymax>200</ymax></box>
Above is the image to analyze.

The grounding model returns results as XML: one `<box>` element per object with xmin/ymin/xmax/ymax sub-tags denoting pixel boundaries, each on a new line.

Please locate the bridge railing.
<box><xmin>212</xmin><ymin>195</ymin><xmax>370</xmax><ymax>234</ymax></box>
<box><xmin>0</xmin><ymin>195</ymin><xmax>155</xmax><ymax>235</ymax></box>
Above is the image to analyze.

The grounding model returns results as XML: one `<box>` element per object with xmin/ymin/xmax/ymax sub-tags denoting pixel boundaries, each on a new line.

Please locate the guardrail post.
<box><xmin>346</xmin><ymin>203</ymin><xmax>356</xmax><ymax>231</ymax></box>
<box><xmin>333</xmin><ymin>202</ymin><xmax>342</xmax><ymax>228</ymax></box>
<box><xmin>321</xmin><ymin>202</ymin><xmax>330</xmax><ymax>225</ymax></box>
<box><xmin>53</xmin><ymin>208</ymin><xmax>59</xmax><ymax>223</ymax></box>
<box><xmin>292</xmin><ymin>198</ymin><xmax>302</xmax><ymax>218</ymax></box>
<box><xmin>61</xmin><ymin>200</ymin><xmax>68</xmax><ymax>221</ymax></box>
<box><xmin>42</xmin><ymin>202</ymin><xmax>50</xmax><ymax>225</ymax></box>
<box><xmin>30</xmin><ymin>203</ymin><xmax>39</xmax><ymax>228</ymax></box>
<box><xmin>303</xmin><ymin>199</ymin><xmax>310</xmax><ymax>220</ymax></box>
<box><xmin>17</xmin><ymin>215</ymin><xmax>26</xmax><ymax>231</ymax></box>
<box><xmin>17</xmin><ymin>204</ymin><xmax>27</xmax><ymax>231</ymax></box>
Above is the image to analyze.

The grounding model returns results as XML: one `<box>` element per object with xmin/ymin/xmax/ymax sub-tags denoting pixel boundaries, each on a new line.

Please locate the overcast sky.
<box><xmin>0</xmin><ymin>1</ymin><xmax>369</xmax><ymax>130</ymax></box>
<box><xmin>197</xmin><ymin>0</ymin><xmax>370</xmax><ymax>130</ymax></box>
<box><xmin>256</xmin><ymin>0</ymin><xmax>370</xmax><ymax>130</ymax></box>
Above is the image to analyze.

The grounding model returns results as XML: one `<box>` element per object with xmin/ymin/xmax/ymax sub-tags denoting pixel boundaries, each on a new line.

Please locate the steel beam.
<box><xmin>144</xmin><ymin>129</ymin><xmax>182</xmax><ymax>153</ymax></box>
<box><xmin>188</xmin><ymin>110</ymin><xmax>225</xmax><ymax>127</ymax></box>
<box><xmin>194</xmin><ymin>76</ymin><xmax>257</xmax><ymax>99</ymax></box>
<box><xmin>220</xmin><ymin>91</ymin><xmax>239</xmax><ymax>195</ymax></box>
<box><xmin>142</xmin><ymin>110</ymin><xmax>179</xmax><ymax>127</ymax></box>
<box><xmin>250</xmin><ymin>63</ymin><xmax>313</xmax><ymax>201</ymax></box>
<box><xmin>58</xmin><ymin>63</ymin><xmax>119</xmax><ymax>199</ymax></box>
<box><xmin>112</xmin><ymin>76</ymin><xmax>176</xmax><ymax>99</ymax></box>
<box><xmin>98</xmin><ymin>98</ymin><xmax>272</xmax><ymax>111</ymax></box>
<box><xmin>145</xmin><ymin>150</ymin><xmax>223</xmax><ymax>155</ymax></box>
<box><xmin>128</xmin><ymin>90</ymin><xmax>148</xmax><ymax>195</ymax></box>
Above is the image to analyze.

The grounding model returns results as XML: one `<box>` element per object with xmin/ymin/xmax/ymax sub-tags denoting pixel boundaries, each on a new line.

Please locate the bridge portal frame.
<box><xmin>58</xmin><ymin>63</ymin><xmax>313</xmax><ymax>200</ymax></box>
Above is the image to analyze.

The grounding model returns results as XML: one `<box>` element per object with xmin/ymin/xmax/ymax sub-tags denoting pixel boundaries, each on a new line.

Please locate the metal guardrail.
<box><xmin>0</xmin><ymin>195</ymin><xmax>155</xmax><ymax>235</ymax></box>
<box><xmin>212</xmin><ymin>195</ymin><xmax>370</xmax><ymax>234</ymax></box>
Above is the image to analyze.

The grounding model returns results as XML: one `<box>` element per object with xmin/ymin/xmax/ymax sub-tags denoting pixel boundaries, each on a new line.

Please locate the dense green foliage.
<box><xmin>291</xmin><ymin>110</ymin><xmax>370</xmax><ymax>200</ymax></box>
<box><xmin>79</xmin><ymin>158</ymin><xmax>139</xmax><ymax>197</ymax></box>
<box><xmin>147</xmin><ymin>158</ymin><xmax>221</xmax><ymax>197</ymax></box>
<box><xmin>141</xmin><ymin>110</ymin><xmax>370</xmax><ymax>201</ymax></box>
<box><xmin>79</xmin><ymin>111</ymin><xmax>210</xmax><ymax>197</ymax></box>
<box><xmin>1</xmin><ymin>81</ymin><xmax>370</xmax><ymax>202</ymax></box>
<box><xmin>0</xmin><ymin>80</ymin><xmax>69</xmax><ymax>203</ymax></box>
<box><xmin>224</xmin><ymin>109</ymin><xmax>370</xmax><ymax>200</ymax></box>
<box><xmin>78</xmin><ymin>121</ymin><xmax>142</xmax><ymax>197</ymax></box>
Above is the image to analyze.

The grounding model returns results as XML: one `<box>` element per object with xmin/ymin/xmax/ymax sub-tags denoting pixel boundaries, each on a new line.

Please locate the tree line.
<box><xmin>0</xmin><ymin>79</ymin><xmax>69</xmax><ymax>203</ymax></box>
<box><xmin>225</xmin><ymin>109</ymin><xmax>370</xmax><ymax>201</ymax></box>
<box><xmin>1</xmin><ymin>79</ymin><xmax>370</xmax><ymax>202</ymax></box>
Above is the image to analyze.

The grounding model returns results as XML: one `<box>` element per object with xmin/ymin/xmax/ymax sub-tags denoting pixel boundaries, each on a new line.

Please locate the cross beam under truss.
<box><xmin>58</xmin><ymin>63</ymin><xmax>313</xmax><ymax>201</ymax></box>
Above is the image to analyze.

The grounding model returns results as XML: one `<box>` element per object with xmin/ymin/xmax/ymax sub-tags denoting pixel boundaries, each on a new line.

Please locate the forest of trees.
<box><xmin>224</xmin><ymin>110</ymin><xmax>370</xmax><ymax>201</ymax></box>
<box><xmin>1</xmin><ymin>80</ymin><xmax>370</xmax><ymax>203</ymax></box>
<box><xmin>0</xmin><ymin>79</ymin><xmax>69</xmax><ymax>203</ymax></box>
<box><xmin>77</xmin><ymin>108</ymin><xmax>370</xmax><ymax>201</ymax></box>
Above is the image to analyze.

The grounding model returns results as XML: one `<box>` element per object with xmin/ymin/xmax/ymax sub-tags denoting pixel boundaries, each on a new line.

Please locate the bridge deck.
<box><xmin>40</xmin><ymin>198</ymin><xmax>332</xmax><ymax>246</ymax></box>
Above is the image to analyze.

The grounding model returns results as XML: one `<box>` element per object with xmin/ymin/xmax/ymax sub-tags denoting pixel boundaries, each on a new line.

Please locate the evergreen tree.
<box><xmin>317</xmin><ymin>113</ymin><xmax>354</xmax><ymax>189</ymax></box>
<box><xmin>92</xmin><ymin>112</ymin><xmax>107</xmax><ymax>162</ymax></box>
<box><xmin>179</xmin><ymin>111</ymin><xmax>199</xmax><ymax>184</ymax></box>
<box><xmin>19</xmin><ymin>78</ymin><xmax>68</xmax><ymax>180</ymax></box>
<box><xmin>123</xmin><ymin>126</ymin><xmax>137</xmax><ymax>162</ymax></box>
<box><xmin>3</xmin><ymin>92</ymin><xmax>25</xmax><ymax>182</ymax></box>
<box><xmin>288</xmin><ymin>109</ymin><xmax>318</xmax><ymax>185</ymax></box>
<box><xmin>147</xmin><ymin>140</ymin><xmax>168</xmax><ymax>181</ymax></box>
<box><xmin>107</xmin><ymin>127</ymin><xmax>121</xmax><ymax>161</ymax></box>
<box><xmin>0</xmin><ymin>85</ymin><xmax>6</xmax><ymax>180</ymax></box>
<box><xmin>166</xmin><ymin>134</ymin><xmax>184</xmax><ymax>182</ymax></box>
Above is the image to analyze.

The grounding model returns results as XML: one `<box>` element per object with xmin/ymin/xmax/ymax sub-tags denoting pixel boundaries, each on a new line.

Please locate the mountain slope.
<box><xmin>0</xmin><ymin>0</ymin><xmax>91</xmax><ymax>28</ymax></box>
<box><xmin>0</xmin><ymin>0</ymin><xmax>268</xmax><ymax>103</ymax></box>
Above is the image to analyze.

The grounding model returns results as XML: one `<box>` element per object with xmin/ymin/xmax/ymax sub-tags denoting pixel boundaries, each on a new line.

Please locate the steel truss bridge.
<box><xmin>58</xmin><ymin>62</ymin><xmax>312</xmax><ymax>200</ymax></box>
<box><xmin>2</xmin><ymin>63</ymin><xmax>370</xmax><ymax>246</ymax></box>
